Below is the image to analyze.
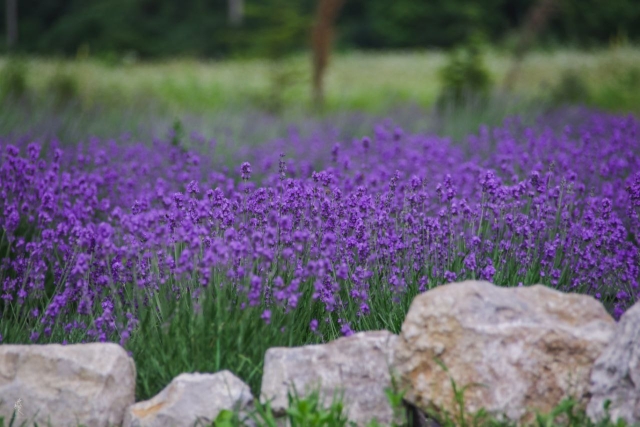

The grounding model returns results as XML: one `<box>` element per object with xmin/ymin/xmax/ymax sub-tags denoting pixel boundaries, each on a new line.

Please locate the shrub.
<box><xmin>437</xmin><ymin>36</ymin><xmax>493</xmax><ymax>109</ymax></box>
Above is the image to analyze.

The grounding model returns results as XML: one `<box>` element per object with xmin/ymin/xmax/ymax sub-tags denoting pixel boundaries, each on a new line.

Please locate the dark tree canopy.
<box><xmin>2</xmin><ymin>0</ymin><xmax>639</xmax><ymax>58</ymax></box>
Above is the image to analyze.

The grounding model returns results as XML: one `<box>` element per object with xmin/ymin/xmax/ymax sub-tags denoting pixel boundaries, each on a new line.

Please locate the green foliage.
<box><xmin>422</xmin><ymin>358</ymin><xmax>493</xmax><ymax>427</ymax></box>
<box><xmin>125</xmin><ymin>270</ymin><xmax>327</xmax><ymax>401</ymax></box>
<box><xmin>253</xmin><ymin>60</ymin><xmax>308</xmax><ymax>115</ymax></box>
<box><xmin>437</xmin><ymin>36</ymin><xmax>494</xmax><ymax>109</ymax></box>
<box><xmin>285</xmin><ymin>386</ymin><xmax>351</xmax><ymax>426</ymax></box>
<box><xmin>0</xmin><ymin>408</ymin><xmax>18</xmax><ymax>427</ymax></box>
<box><xmin>342</xmin><ymin>0</ymin><xmax>506</xmax><ymax>49</ymax></box>
<box><xmin>244</xmin><ymin>398</ymin><xmax>281</xmax><ymax>426</ymax></box>
<box><xmin>243</xmin><ymin>0</ymin><xmax>311</xmax><ymax>114</ymax></box>
<box><xmin>590</xmin><ymin>66</ymin><xmax>640</xmax><ymax>113</ymax></box>
<box><xmin>243</xmin><ymin>0</ymin><xmax>312</xmax><ymax>60</ymax></box>
<box><xmin>6</xmin><ymin>0</ymin><xmax>232</xmax><ymax>59</ymax></box>
<box><xmin>170</xmin><ymin>118</ymin><xmax>185</xmax><ymax>148</ymax></box>
<box><xmin>547</xmin><ymin>64</ymin><xmax>640</xmax><ymax>114</ymax></box>
<box><xmin>3</xmin><ymin>0</ymin><xmax>640</xmax><ymax>58</ymax></box>
<box><xmin>212</xmin><ymin>409</ymin><xmax>240</xmax><ymax>427</ymax></box>
<box><xmin>531</xmin><ymin>398</ymin><xmax>629</xmax><ymax>427</ymax></box>
<box><xmin>245</xmin><ymin>385</ymin><xmax>352</xmax><ymax>427</ymax></box>
<box><xmin>0</xmin><ymin>57</ymin><xmax>28</xmax><ymax>101</ymax></box>
<box><xmin>554</xmin><ymin>0</ymin><xmax>640</xmax><ymax>47</ymax></box>
<box><xmin>380</xmin><ymin>371</ymin><xmax>411</xmax><ymax>427</ymax></box>
<box><xmin>417</xmin><ymin>359</ymin><xmax>634</xmax><ymax>427</ymax></box>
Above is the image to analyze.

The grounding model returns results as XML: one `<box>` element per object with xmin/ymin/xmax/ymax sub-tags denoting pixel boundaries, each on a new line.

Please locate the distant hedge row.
<box><xmin>2</xmin><ymin>0</ymin><xmax>639</xmax><ymax>58</ymax></box>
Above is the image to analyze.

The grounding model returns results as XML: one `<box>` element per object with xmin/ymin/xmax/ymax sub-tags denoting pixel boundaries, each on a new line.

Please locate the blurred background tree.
<box><xmin>503</xmin><ymin>0</ymin><xmax>557</xmax><ymax>90</ymax></box>
<box><xmin>1</xmin><ymin>0</ymin><xmax>639</xmax><ymax>59</ymax></box>
<box><xmin>243</xmin><ymin>0</ymin><xmax>311</xmax><ymax>114</ymax></box>
<box><xmin>5</xmin><ymin>0</ymin><xmax>17</xmax><ymax>50</ymax></box>
<box><xmin>228</xmin><ymin>0</ymin><xmax>244</xmax><ymax>26</ymax></box>
<box><xmin>437</xmin><ymin>33</ymin><xmax>493</xmax><ymax>109</ymax></box>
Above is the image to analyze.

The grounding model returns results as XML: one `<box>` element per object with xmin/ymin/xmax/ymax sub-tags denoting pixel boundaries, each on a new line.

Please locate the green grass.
<box><xmin>2</xmin><ymin>47</ymin><xmax>640</xmax><ymax>116</ymax></box>
<box><xmin>0</xmin><ymin>87</ymin><xmax>547</xmax><ymax>170</ymax></box>
<box><xmin>0</xmin><ymin>47</ymin><xmax>637</xmax><ymax>157</ymax></box>
<box><xmin>0</xmin><ymin>264</ymin><xmax>634</xmax><ymax>427</ymax></box>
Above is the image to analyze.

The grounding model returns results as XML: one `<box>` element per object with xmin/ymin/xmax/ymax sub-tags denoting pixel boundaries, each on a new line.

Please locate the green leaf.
<box><xmin>213</xmin><ymin>409</ymin><xmax>235</xmax><ymax>427</ymax></box>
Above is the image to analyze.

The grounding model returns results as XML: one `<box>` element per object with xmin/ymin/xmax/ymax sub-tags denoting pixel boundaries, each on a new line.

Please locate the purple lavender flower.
<box><xmin>340</xmin><ymin>322</ymin><xmax>354</xmax><ymax>337</ymax></box>
<box><xmin>278</xmin><ymin>153</ymin><xmax>287</xmax><ymax>180</ymax></box>
<box><xmin>362</xmin><ymin>136</ymin><xmax>370</xmax><ymax>152</ymax></box>
<box><xmin>261</xmin><ymin>309</ymin><xmax>271</xmax><ymax>325</ymax></box>
<box><xmin>444</xmin><ymin>271</ymin><xmax>457</xmax><ymax>283</ymax></box>
<box><xmin>0</xmin><ymin>108</ymin><xmax>638</xmax><ymax>349</ymax></box>
<box><xmin>187</xmin><ymin>180</ymin><xmax>200</xmax><ymax>194</ymax></box>
<box><xmin>480</xmin><ymin>262</ymin><xmax>496</xmax><ymax>282</ymax></box>
<box><xmin>241</xmin><ymin>162</ymin><xmax>252</xmax><ymax>181</ymax></box>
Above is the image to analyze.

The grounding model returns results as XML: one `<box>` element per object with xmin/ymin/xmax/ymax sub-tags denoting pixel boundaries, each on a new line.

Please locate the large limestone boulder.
<box><xmin>123</xmin><ymin>370</ymin><xmax>253</xmax><ymax>427</ymax></box>
<box><xmin>587</xmin><ymin>300</ymin><xmax>640</xmax><ymax>424</ymax></box>
<box><xmin>260</xmin><ymin>330</ymin><xmax>398</xmax><ymax>426</ymax></box>
<box><xmin>0</xmin><ymin>342</ymin><xmax>135</xmax><ymax>427</ymax></box>
<box><xmin>393</xmin><ymin>281</ymin><xmax>615</xmax><ymax>425</ymax></box>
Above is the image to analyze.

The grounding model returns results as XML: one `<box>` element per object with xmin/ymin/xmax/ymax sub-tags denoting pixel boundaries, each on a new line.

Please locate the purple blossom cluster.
<box><xmin>1</xmin><ymin>110</ymin><xmax>639</xmax><ymax>346</ymax></box>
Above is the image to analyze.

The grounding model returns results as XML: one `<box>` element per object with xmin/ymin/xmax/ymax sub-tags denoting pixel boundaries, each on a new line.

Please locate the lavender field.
<box><xmin>1</xmin><ymin>107</ymin><xmax>639</xmax><ymax>404</ymax></box>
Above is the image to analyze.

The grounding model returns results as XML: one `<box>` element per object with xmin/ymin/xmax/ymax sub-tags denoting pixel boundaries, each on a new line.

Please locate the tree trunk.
<box><xmin>503</xmin><ymin>0</ymin><xmax>557</xmax><ymax>91</ymax></box>
<box><xmin>228</xmin><ymin>0</ymin><xmax>244</xmax><ymax>26</ymax></box>
<box><xmin>6</xmin><ymin>0</ymin><xmax>17</xmax><ymax>50</ymax></box>
<box><xmin>311</xmin><ymin>0</ymin><xmax>345</xmax><ymax>110</ymax></box>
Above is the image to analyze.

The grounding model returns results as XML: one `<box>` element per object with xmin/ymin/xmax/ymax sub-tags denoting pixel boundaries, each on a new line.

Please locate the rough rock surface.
<box><xmin>587</xmin><ymin>299</ymin><xmax>640</xmax><ymax>424</ymax></box>
<box><xmin>123</xmin><ymin>370</ymin><xmax>253</xmax><ymax>427</ymax></box>
<box><xmin>393</xmin><ymin>280</ymin><xmax>615</xmax><ymax>425</ymax></box>
<box><xmin>0</xmin><ymin>342</ymin><xmax>135</xmax><ymax>427</ymax></box>
<box><xmin>260</xmin><ymin>330</ymin><xmax>398</xmax><ymax>426</ymax></box>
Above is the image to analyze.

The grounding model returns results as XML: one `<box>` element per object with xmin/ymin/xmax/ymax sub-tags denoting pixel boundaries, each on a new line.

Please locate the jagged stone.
<box><xmin>393</xmin><ymin>280</ymin><xmax>615</xmax><ymax>425</ymax></box>
<box><xmin>260</xmin><ymin>330</ymin><xmax>398</xmax><ymax>426</ymax></box>
<box><xmin>0</xmin><ymin>342</ymin><xmax>135</xmax><ymax>427</ymax></box>
<box><xmin>587</xmin><ymin>299</ymin><xmax>640</xmax><ymax>424</ymax></box>
<box><xmin>123</xmin><ymin>370</ymin><xmax>253</xmax><ymax>427</ymax></box>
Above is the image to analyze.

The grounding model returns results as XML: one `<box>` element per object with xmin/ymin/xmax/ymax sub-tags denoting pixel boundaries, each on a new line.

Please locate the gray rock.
<box><xmin>123</xmin><ymin>370</ymin><xmax>253</xmax><ymax>427</ymax></box>
<box><xmin>587</xmin><ymin>300</ymin><xmax>640</xmax><ymax>424</ymax></box>
<box><xmin>393</xmin><ymin>280</ymin><xmax>615</xmax><ymax>425</ymax></box>
<box><xmin>260</xmin><ymin>330</ymin><xmax>398</xmax><ymax>426</ymax></box>
<box><xmin>0</xmin><ymin>342</ymin><xmax>136</xmax><ymax>427</ymax></box>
